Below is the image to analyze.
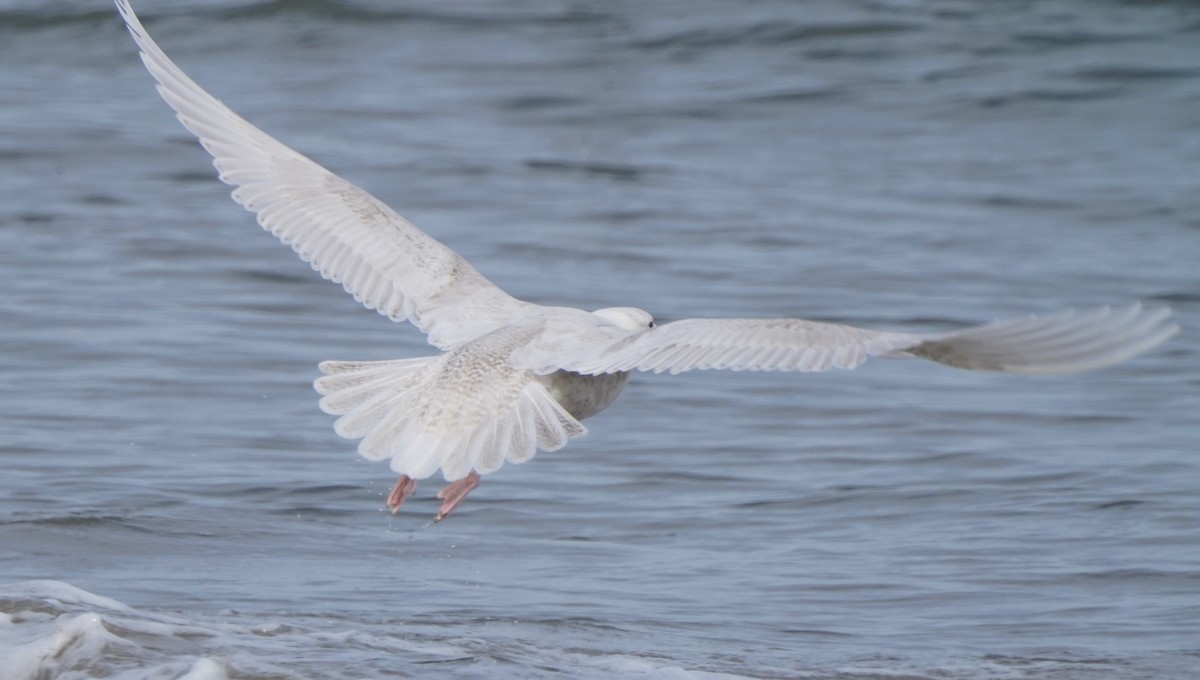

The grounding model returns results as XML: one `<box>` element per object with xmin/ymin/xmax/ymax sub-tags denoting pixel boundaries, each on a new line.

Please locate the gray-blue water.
<box><xmin>2</xmin><ymin>1</ymin><xmax>1198</xmax><ymax>677</ymax></box>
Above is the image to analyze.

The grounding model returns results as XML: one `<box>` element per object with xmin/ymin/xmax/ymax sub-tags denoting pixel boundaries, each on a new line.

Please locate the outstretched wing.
<box><xmin>117</xmin><ymin>0</ymin><xmax>528</xmax><ymax>349</ymax></box>
<box><xmin>553</xmin><ymin>303</ymin><xmax>1178</xmax><ymax>376</ymax></box>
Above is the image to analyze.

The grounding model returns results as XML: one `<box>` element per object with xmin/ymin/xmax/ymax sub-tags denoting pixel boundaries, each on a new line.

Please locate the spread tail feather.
<box><xmin>314</xmin><ymin>357</ymin><xmax>585</xmax><ymax>481</ymax></box>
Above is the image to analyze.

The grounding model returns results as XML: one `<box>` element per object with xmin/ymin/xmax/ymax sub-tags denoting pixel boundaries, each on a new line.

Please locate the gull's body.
<box><xmin>117</xmin><ymin>1</ymin><xmax>1179</xmax><ymax>521</ymax></box>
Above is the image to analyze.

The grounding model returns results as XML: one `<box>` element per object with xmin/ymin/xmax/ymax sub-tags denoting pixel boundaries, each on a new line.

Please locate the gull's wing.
<box><xmin>117</xmin><ymin>0</ymin><xmax>529</xmax><ymax>349</ymax></box>
<box><xmin>549</xmin><ymin>303</ymin><xmax>1178</xmax><ymax>376</ymax></box>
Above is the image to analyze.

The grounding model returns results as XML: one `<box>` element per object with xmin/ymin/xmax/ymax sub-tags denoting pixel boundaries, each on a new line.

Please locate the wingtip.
<box><xmin>1019</xmin><ymin>301</ymin><xmax>1179</xmax><ymax>374</ymax></box>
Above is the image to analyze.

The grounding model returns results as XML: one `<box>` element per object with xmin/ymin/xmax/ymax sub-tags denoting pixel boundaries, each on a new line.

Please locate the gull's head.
<box><xmin>593</xmin><ymin>307</ymin><xmax>655</xmax><ymax>331</ymax></box>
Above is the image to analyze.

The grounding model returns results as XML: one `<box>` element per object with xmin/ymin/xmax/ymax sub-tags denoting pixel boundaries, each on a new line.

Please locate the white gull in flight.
<box><xmin>117</xmin><ymin>1</ymin><xmax>1179</xmax><ymax>521</ymax></box>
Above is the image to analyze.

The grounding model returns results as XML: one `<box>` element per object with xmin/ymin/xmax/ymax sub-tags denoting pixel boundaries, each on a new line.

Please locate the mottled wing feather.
<box><xmin>555</xmin><ymin>303</ymin><xmax>1177</xmax><ymax>376</ymax></box>
<box><xmin>117</xmin><ymin>0</ymin><xmax>527</xmax><ymax>349</ymax></box>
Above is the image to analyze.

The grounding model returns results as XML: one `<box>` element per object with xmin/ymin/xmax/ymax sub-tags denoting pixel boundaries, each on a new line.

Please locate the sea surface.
<box><xmin>1</xmin><ymin>0</ymin><xmax>1198</xmax><ymax>678</ymax></box>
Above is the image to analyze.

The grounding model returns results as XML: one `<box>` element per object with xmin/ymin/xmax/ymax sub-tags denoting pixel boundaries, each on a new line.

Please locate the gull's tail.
<box><xmin>314</xmin><ymin>356</ymin><xmax>584</xmax><ymax>481</ymax></box>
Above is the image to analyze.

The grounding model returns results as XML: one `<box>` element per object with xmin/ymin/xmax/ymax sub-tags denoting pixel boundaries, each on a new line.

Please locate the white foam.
<box><xmin>0</xmin><ymin>580</ymin><xmax>230</xmax><ymax>680</ymax></box>
<box><xmin>1</xmin><ymin>612</ymin><xmax>118</xmax><ymax>680</ymax></box>
<box><xmin>174</xmin><ymin>658</ymin><xmax>231</xmax><ymax>680</ymax></box>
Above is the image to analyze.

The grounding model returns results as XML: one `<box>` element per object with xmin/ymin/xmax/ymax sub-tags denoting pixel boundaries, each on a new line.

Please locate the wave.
<box><xmin>7</xmin><ymin>580</ymin><xmax>1187</xmax><ymax>679</ymax></box>
<box><xmin>631</xmin><ymin>20</ymin><xmax>919</xmax><ymax>52</ymax></box>
<box><xmin>0</xmin><ymin>580</ymin><xmax>760</xmax><ymax>680</ymax></box>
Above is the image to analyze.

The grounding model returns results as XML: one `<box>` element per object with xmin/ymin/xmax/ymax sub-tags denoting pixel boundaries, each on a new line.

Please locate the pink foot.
<box><xmin>387</xmin><ymin>475</ymin><xmax>417</xmax><ymax>515</ymax></box>
<box><xmin>434</xmin><ymin>471</ymin><xmax>481</xmax><ymax>522</ymax></box>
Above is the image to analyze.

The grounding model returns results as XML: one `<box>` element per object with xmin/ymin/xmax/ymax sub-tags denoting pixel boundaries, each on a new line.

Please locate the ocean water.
<box><xmin>1</xmin><ymin>0</ymin><xmax>1198</xmax><ymax>677</ymax></box>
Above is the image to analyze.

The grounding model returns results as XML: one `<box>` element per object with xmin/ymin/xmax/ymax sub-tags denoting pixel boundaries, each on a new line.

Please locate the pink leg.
<box><xmin>434</xmin><ymin>471</ymin><xmax>481</xmax><ymax>523</ymax></box>
<box><xmin>386</xmin><ymin>475</ymin><xmax>417</xmax><ymax>515</ymax></box>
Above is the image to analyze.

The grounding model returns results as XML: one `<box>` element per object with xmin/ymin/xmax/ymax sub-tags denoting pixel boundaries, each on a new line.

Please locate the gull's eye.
<box><xmin>648</xmin><ymin>321</ymin><xmax>656</xmax><ymax>328</ymax></box>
